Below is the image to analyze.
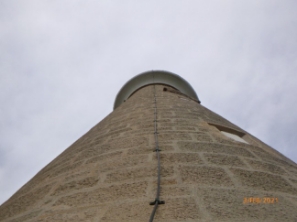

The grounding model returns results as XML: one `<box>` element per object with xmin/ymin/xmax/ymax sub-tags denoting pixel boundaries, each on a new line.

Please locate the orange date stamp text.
<box><xmin>243</xmin><ymin>197</ymin><xmax>278</xmax><ymax>204</ymax></box>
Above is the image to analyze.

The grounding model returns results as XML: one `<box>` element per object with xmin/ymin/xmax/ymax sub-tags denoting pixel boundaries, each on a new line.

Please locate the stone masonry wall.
<box><xmin>0</xmin><ymin>85</ymin><xmax>297</xmax><ymax>222</ymax></box>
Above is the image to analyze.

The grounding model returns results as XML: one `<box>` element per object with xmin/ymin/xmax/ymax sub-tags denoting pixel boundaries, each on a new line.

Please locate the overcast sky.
<box><xmin>1</xmin><ymin>1</ymin><xmax>296</xmax><ymax>205</ymax></box>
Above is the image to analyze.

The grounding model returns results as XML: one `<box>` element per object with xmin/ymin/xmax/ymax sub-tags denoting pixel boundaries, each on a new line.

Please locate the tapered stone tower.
<box><xmin>1</xmin><ymin>71</ymin><xmax>297</xmax><ymax>222</ymax></box>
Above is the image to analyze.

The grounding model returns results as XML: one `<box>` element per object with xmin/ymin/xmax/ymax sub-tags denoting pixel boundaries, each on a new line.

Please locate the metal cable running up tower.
<box><xmin>149</xmin><ymin>75</ymin><xmax>165</xmax><ymax>222</ymax></box>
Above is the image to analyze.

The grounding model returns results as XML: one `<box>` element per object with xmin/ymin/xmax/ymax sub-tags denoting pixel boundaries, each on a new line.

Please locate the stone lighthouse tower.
<box><xmin>1</xmin><ymin>71</ymin><xmax>297</xmax><ymax>222</ymax></box>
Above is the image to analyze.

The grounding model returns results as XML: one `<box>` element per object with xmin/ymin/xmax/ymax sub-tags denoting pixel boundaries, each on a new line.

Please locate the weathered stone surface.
<box><xmin>157</xmin><ymin>126</ymin><xmax>174</xmax><ymax>131</ymax></box>
<box><xmin>172</xmin><ymin>118</ymin><xmax>200</xmax><ymax>126</ymax></box>
<box><xmin>101</xmin><ymin>201</ymin><xmax>151</xmax><ymax>222</ymax></box>
<box><xmin>154</xmin><ymin>197</ymin><xmax>202</xmax><ymax>221</ymax></box>
<box><xmin>175</xmin><ymin>126</ymin><xmax>197</xmax><ymax>131</ymax></box>
<box><xmin>197</xmin><ymin>187</ymin><xmax>297</xmax><ymax>221</ymax></box>
<box><xmin>105</xmin><ymin>166</ymin><xmax>174</xmax><ymax>183</ymax></box>
<box><xmin>0</xmin><ymin>184</ymin><xmax>52</xmax><ymax>220</ymax></box>
<box><xmin>153</xmin><ymin>178</ymin><xmax>178</xmax><ymax>186</ymax></box>
<box><xmin>50</xmin><ymin>161</ymin><xmax>84</xmax><ymax>178</ymax></box>
<box><xmin>231</xmin><ymin>168</ymin><xmax>297</xmax><ymax>194</ymax></box>
<box><xmin>284</xmin><ymin>196</ymin><xmax>297</xmax><ymax>206</ymax></box>
<box><xmin>64</xmin><ymin>169</ymin><xmax>92</xmax><ymax>181</ymax></box>
<box><xmin>158</xmin><ymin>132</ymin><xmax>192</xmax><ymax>141</ymax></box>
<box><xmin>53</xmin><ymin>182</ymin><xmax>147</xmax><ymax>207</ymax></box>
<box><xmin>75</xmin><ymin>136</ymin><xmax>149</xmax><ymax>162</ymax></box>
<box><xmin>37</xmin><ymin>207</ymin><xmax>103</xmax><ymax>222</ymax></box>
<box><xmin>191</xmin><ymin>132</ymin><xmax>214</xmax><ymax>142</ymax></box>
<box><xmin>245</xmin><ymin>145</ymin><xmax>296</xmax><ymax>169</ymax></box>
<box><xmin>85</xmin><ymin>151</ymin><xmax>122</xmax><ymax>164</ymax></box>
<box><xmin>204</xmin><ymin>153</ymin><xmax>246</xmax><ymax>167</ymax></box>
<box><xmin>288</xmin><ymin>178</ymin><xmax>297</xmax><ymax>187</ymax></box>
<box><xmin>159</xmin><ymin>186</ymin><xmax>193</xmax><ymax>197</ymax></box>
<box><xmin>160</xmin><ymin>153</ymin><xmax>203</xmax><ymax>164</ymax></box>
<box><xmin>179</xmin><ymin>166</ymin><xmax>234</xmax><ymax>186</ymax></box>
<box><xmin>247</xmin><ymin>159</ymin><xmax>288</xmax><ymax>175</ymax></box>
<box><xmin>126</xmin><ymin>144</ymin><xmax>174</xmax><ymax>155</ymax></box>
<box><xmin>97</xmin><ymin>154</ymin><xmax>149</xmax><ymax>173</ymax></box>
<box><xmin>6</xmin><ymin>210</ymin><xmax>41</xmax><ymax>222</ymax></box>
<box><xmin>51</xmin><ymin>177</ymin><xmax>99</xmax><ymax>196</ymax></box>
<box><xmin>287</xmin><ymin>167</ymin><xmax>297</xmax><ymax>178</ymax></box>
<box><xmin>178</xmin><ymin>141</ymin><xmax>255</xmax><ymax>158</ymax></box>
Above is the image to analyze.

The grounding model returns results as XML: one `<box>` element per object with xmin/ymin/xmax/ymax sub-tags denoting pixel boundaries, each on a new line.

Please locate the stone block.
<box><xmin>153</xmin><ymin>178</ymin><xmax>178</xmax><ymax>186</ymax></box>
<box><xmin>159</xmin><ymin>186</ymin><xmax>193</xmax><ymax>197</ymax></box>
<box><xmin>134</xmin><ymin>121</ymin><xmax>154</xmax><ymax>129</ymax></box>
<box><xmin>51</xmin><ymin>177</ymin><xmax>99</xmax><ymax>196</ymax></box>
<box><xmin>244</xmin><ymin>145</ymin><xmax>296</xmax><ymax>170</ymax></box>
<box><xmin>204</xmin><ymin>153</ymin><xmax>246</xmax><ymax>167</ymax></box>
<box><xmin>50</xmin><ymin>161</ymin><xmax>84</xmax><ymax>178</ymax></box>
<box><xmin>85</xmin><ymin>151</ymin><xmax>122</xmax><ymax>164</ymax></box>
<box><xmin>158</xmin><ymin>132</ymin><xmax>192</xmax><ymax>141</ymax></box>
<box><xmin>64</xmin><ymin>170</ymin><xmax>92</xmax><ymax>182</ymax></box>
<box><xmin>97</xmin><ymin>154</ymin><xmax>149</xmax><ymax>173</ymax></box>
<box><xmin>231</xmin><ymin>168</ymin><xmax>297</xmax><ymax>195</ymax></box>
<box><xmin>105</xmin><ymin>166</ymin><xmax>174</xmax><ymax>183</ymax></box>
<box><xmin>156</xmin><ymin>118</ymin><xmax>172</xmax><ymax>123</ymax></box>
<box><xmin>172</xmin><ymin>118</ymin><xmax>200</xmax><ymax>126</ymax></box>
<box><xmin>158</xmin><ymin>111</ymin><xmax>175</xmax><ymax>117</ymax></box>
<box><xmin>53</xmin><ymin>181</ymin><xmax>147</xmax><ymax>207</ymax></box>
<box><xmin>175</xmin><ymin>126</ymin><xmax>197</xmax><ymax>131</ymax></box>
<box><xmin>37</xmin><ymin>206</ymin><xmax>104</xmax><ymax>222</ymax></box>
<box><xmin>158</xmin><ymin>126</ymin><xmax>174</xmax><ymax>131</ymax></box>
<box><xmin>76</xmin><ymin>136</ymin><xmax>149</xmax><ymax>162</ymax></box>
<box><xmin>126</xmin><ymin>146</ymin><xmax>155</xmax><ymax>155</ymax></box>
<box><xmin>179</xmin><ymin>166</ymin><xmax>233</xmax><ymax>186</ymax></box>
<box><xmin>247</xmin><ymin>159</ymin><xmax>287</xmax><ymax>175</ymax></box>
<box><xmin>75</xmin><ymin>145</ymin><xmax>109</xmax><ymax>161</ymax></box>
<box><xmin>131</xmin><ymin>136</ymin><xmax>149</xmax><ymax>146</ymax></box>
<box><xmin>178</xmin><ymin>142</ymin><xmax>255</xmax><ymax>158</ymax></box>
<box><xmin>105</xmin><ymin>127</ymin><xmax>134</xmax><ymax>139</ymax></box>
<box><xmin>172</xmin><ymin>114</ymin><xmax>198</xmax><ymax>120</ymax></box>
<box><xmin>101</xmin><ymin>201</ymin><xmax>151</xmax><ymax>222</ymax></box>
<box><xmin>160</xmin><ymin>153</ymin><xmax>203</xmax><ymax>164</ymax></box>
<box><xmin>191</xmin><ymin>133</ymin><xmax>214</xmax><ymax>142</ymax></box>
<box><xmin>127</xmin><ymin>129</ymin><xmax>154</xmax><ymax>137</ymax></box>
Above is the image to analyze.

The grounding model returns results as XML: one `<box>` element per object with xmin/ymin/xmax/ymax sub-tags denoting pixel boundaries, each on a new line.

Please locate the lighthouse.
<box><xmin>0</xmin><ymin>71</ymin><xmax>297</xmax><ymax>221</ymax></box>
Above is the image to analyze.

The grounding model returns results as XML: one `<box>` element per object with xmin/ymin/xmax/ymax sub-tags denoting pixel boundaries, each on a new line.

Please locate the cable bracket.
<box><xmin>149</xmin><ymin>199</ymin><xmax>165</xmax><ymax>205</ymax></box>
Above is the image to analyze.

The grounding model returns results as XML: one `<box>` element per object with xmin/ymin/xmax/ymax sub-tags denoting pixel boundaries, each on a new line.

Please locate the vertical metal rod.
<box><xmin>154</xmin><ymin>95</ymin><xmax>161</xmax><ymax>201</ymax></box>
<box><xmin>149</xmin><ymin>201</ymin><xmax>159</xmax><ymax>222</ymax></box>
<box><xmin>149</xmin><ymin>74</ymin><xmax>164</xmax><ymax>222</ymax></box>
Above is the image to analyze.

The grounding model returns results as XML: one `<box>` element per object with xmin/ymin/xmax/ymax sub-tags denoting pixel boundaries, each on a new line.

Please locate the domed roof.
<box><xmin>114</xmin><ymin>70</ymin><xmax>200</xmax><ymax>109</ymax></box>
